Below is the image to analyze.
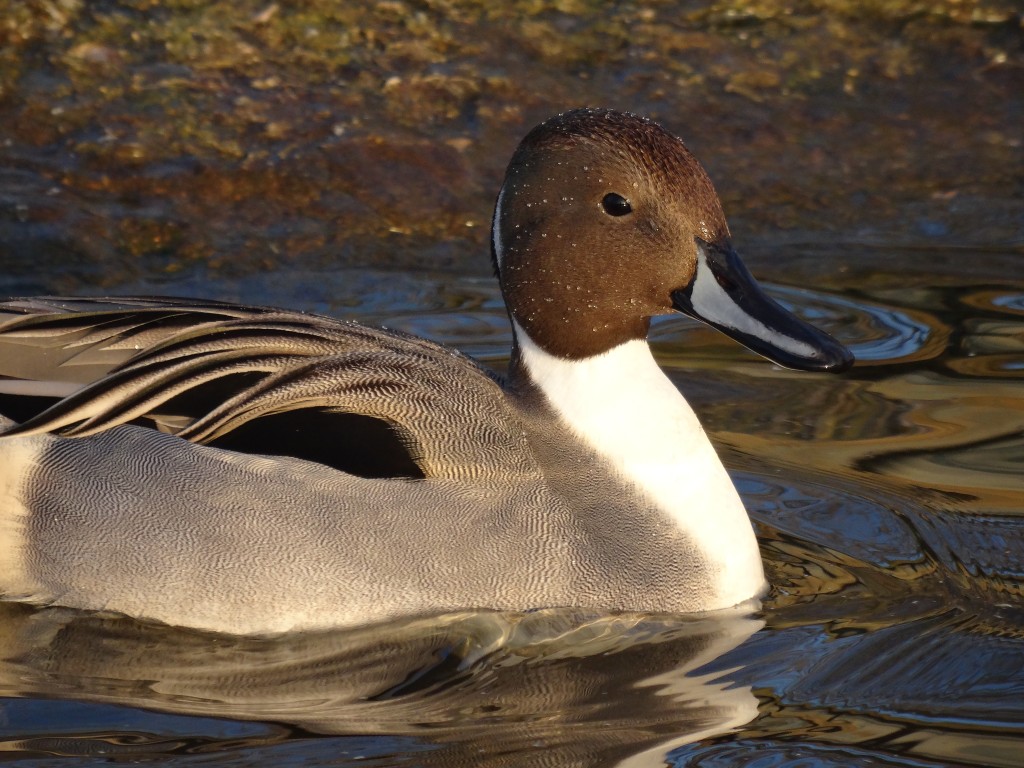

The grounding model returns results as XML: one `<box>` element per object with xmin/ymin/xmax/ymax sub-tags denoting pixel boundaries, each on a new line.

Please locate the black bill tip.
<box><xmin>672</xmin><ymin>240</ymin><xmax>855</xmax><ymax>373</ymax></box>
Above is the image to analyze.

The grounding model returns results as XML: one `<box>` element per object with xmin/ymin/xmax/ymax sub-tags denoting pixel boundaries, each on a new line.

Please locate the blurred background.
<box><xmin>1</xmin><ymin>0</ymin><xmax>1020</xmax><ymax>297</ymax></box>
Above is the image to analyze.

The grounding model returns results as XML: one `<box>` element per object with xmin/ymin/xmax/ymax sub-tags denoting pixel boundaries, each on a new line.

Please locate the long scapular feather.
<box><xmin>0</xmin><ymin>318</ymin><xmax>357</xmax><ymax>438</ymax></box>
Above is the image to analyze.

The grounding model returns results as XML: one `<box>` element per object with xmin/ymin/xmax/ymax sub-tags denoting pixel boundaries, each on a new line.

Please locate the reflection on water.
<box><xmin>0</xmin><ymin>606</ymin><xmax>763</xmax><ymax>767</ymax></box>
<box><xmin>771</xmin><ymin>285</ymin><xmax>947</xmax><ymax>365</ymax></box>
<box><xmin>1</xmin><ymin>255</ymin><xmax>1024</xmax><ymax>766</ymax></box>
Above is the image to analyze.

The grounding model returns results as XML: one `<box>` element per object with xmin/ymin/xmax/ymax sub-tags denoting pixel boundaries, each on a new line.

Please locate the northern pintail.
<box><xmin>0</xmin><ymin>108</ymin><xmax>853</xmax><ymax>634</ymax></box>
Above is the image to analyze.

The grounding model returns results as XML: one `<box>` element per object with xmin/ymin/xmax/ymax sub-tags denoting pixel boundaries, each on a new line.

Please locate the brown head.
<box><xmin>491</xmin><ymin>108</ymin><xmax>853</xmax><ymax>371</ymax></box>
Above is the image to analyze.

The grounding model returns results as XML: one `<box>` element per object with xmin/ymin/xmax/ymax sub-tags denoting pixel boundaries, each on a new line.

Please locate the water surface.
<box><xmin>1</xmin><ymin>250</ymin><xmax>1022</xmax><ymax>766</ymax></box>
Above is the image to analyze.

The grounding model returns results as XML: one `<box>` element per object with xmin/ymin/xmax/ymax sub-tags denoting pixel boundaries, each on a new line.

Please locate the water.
<box><xmin>0</xmin><ymin>250</ymin><xmax>1022</xmax><ymax>766</ymax></box>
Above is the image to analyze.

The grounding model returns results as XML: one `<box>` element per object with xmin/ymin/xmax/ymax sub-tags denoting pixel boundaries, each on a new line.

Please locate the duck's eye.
<box><xmin>601</xmin><ymin>192</ymin><xmax>632</xmax><ymax>217</ymax></box>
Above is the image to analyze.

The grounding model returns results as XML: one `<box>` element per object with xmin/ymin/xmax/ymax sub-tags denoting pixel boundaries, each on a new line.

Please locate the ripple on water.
<box><xmin>961</xmin><ymin>288</ymin><xmax>1024</xmax><ymax>317</ymax></box>
<box><xmin>652</xmin><ymin>284</ymin><xmax>950</xmax><ymax>369</ymax></box>
<box><xmin>769</xmin><ymin>285</ymin><xmax>949</xmax><ymax>365</ymax></box>
<box><xmin>739</xmin><ymin>472</ymin><xmax>925</xmax><ymax>571</ymax></box>
<box><xmin>0</xmin><ymin>605</ymin><xmax>765</xmax><ymax>766</ymax></box>
<box><xmin>684</xmin><ymin>469</ymin><xmax>1024</xmax><ymax>768</ymax></box>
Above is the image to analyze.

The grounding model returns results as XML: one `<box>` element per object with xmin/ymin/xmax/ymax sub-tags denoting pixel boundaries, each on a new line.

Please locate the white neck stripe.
<box><xmin>492</xmin><ymin>185</ymin><xmax>506</xmax><ymax>270</ymax></box>
<box><xmin>514</xmin><ymin>322</ymin><xmax>766</xmax><ymax>609</ymax></box>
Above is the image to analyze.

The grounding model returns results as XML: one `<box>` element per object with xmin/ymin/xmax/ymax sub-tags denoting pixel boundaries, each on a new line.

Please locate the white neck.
<box><xmin>515</xmin><ymin>322</ymin><xmax>765</xmax><ymax>609</ymax></box>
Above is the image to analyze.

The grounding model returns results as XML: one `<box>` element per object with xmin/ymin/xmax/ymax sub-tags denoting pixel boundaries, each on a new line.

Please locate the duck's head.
<box><xmin>492</xmin><ymin>108</ymin><xmax>853</xmax><ymax>372</ymax></box>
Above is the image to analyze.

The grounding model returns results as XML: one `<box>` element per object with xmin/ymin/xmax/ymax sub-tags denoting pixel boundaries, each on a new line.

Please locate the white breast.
<box><xmin>515</xmin><ymin>323</ymin><xmax>766</xmax><ymax>609</ymax></box>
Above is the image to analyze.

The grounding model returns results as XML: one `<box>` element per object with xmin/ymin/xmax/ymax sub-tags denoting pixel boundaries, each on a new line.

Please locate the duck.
<box><xmin>0</xmin><ymin>108</ymin><xmax>853</xmax><ymax>635</ymax></box>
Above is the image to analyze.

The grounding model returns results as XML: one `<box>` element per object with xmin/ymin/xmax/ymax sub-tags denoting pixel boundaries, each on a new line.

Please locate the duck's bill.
<box><xmin>671</xmin><ymin>239</ymin><xmax>854</xmax><ymax>372</ymax></box>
